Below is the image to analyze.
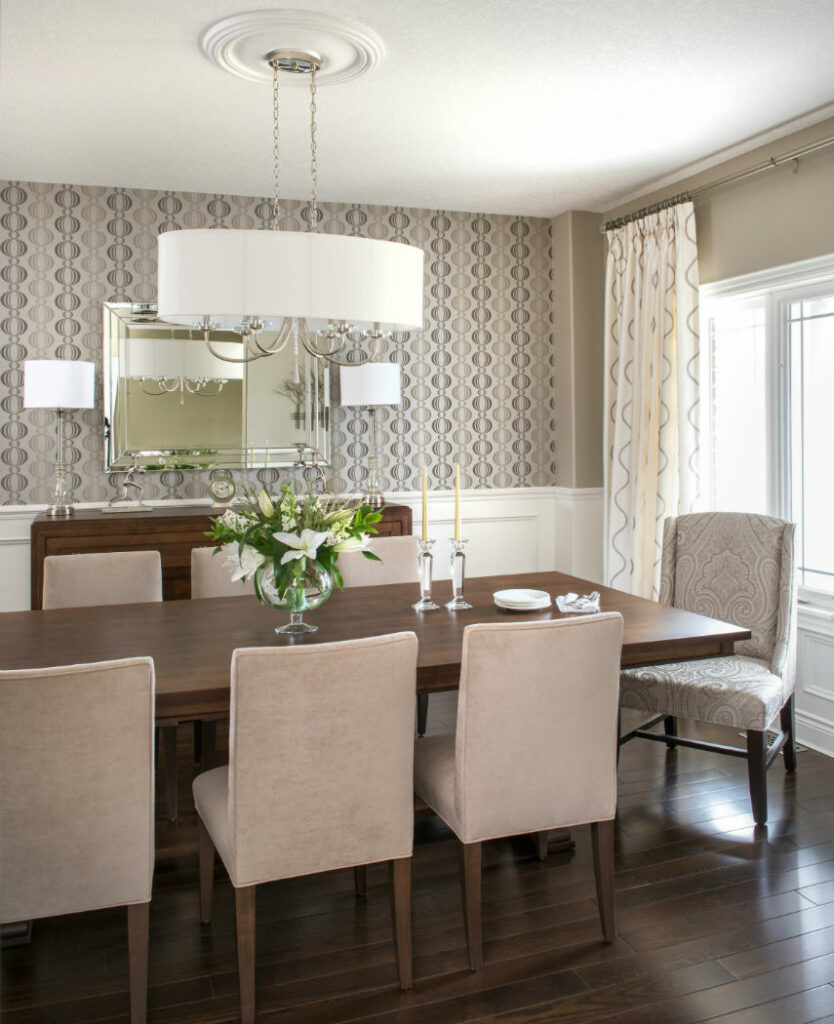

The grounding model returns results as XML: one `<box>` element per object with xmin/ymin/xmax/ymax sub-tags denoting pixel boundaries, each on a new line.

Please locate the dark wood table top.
<box><xmin>0</xmin><ymin>570</ymin><xmax>750</xmax><ymax>720</ymax></box>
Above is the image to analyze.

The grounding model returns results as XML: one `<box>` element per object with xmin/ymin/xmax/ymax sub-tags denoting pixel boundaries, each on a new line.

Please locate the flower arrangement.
<box><xmin>208</xmin><ymin>484</ymin><xmax>382</xmax><ymax>605</ymax></box>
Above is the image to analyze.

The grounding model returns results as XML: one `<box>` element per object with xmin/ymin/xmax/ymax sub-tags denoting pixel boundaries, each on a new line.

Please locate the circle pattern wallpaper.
<box><xmin>0</xmin><ymin>181</ymin><xmax>555</xmax><ymax>504</ymax></box>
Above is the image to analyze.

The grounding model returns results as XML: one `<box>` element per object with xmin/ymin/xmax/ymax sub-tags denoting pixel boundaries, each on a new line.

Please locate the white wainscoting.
<box><xmin>0</xmin><ymin>486</ymin><xmax>604</xmax><ymax>613</ymax></box>
<box><xmin>795</xmin><ymin>605</ymin><xmax>834</xmax><ymax>758</ymax></box>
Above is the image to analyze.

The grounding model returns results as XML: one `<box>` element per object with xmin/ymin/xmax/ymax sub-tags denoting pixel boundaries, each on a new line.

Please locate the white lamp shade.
<box><xmin>24</xmin><ymin>360</ymin><xmax>95</xmax><ymax>409</ymax></box>
<box><xmin>158</xmin><ymin>229</ymin><xmax>425</xmax><ymax>332</ymax></box>
<box><xmin>339</xmin><ymin>362</ymin><xmax>402</xmax><ymax>407</ymax></box>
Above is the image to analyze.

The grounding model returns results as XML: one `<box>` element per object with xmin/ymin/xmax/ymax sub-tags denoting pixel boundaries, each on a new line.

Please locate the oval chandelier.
<box><xmin>157</xmin><ymin>35</ymin><xmax>425</xmax><ymax>366</ymax></box>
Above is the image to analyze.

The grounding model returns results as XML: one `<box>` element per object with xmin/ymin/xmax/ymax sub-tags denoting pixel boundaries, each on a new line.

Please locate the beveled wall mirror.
<box><xmin>102</xmin><ymin>303</ymin><xmax>330</xmax><ymax>470</ymax></box>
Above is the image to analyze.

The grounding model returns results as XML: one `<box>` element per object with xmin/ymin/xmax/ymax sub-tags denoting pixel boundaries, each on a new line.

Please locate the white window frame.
<box><xmin>700</xmin><ymin>253</ymin><xmax>834</xmax><ymax>606</ymax></box>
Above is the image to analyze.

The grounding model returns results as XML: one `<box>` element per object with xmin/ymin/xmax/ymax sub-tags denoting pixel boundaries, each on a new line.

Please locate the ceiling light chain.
<box><xmin>309</xmin><ymin>64</ymin><xmax>318</xmax><ymax>231</ymax></box>
<box><xmin>271</xmin><ymin>58</ymin><xmax>281</xmax><ymax>227</ymax></box>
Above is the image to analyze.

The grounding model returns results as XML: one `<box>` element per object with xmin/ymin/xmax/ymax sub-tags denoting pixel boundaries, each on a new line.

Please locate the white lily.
<box><xmin>331</xmin><ymin>535</ymin><xmax>371</xmax><ymax>554</ymax></box>
<box><xmin>224</xmin><ymin>543</ymin><xmax>265</xmax><ymax>581</ymax></box>
<box><xmin>257</xmin><ymin>489</ymin><xmax>274</xmax><ymax>517</ymax></box>
<box><xmin>274</xmin><ymin>528</ymin><xmax>331</xmax><ymax>565</ymax></box>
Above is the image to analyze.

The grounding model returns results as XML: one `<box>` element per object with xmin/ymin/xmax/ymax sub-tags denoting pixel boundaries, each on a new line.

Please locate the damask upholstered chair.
<box><xmin>193</xmin><ymin>633</ymin><xmax>418</xmax><ymax>1023</ymax></box>
<box><xmin>0</xmin><ymin>657</ymin><xmax>155</xmax><ymax>1024</ymax></box>
<box><xmin>43</xmin><ymin>550</ymin><xmax>180</xmax><ymax>823</ymax></box>
<box><xmin>619</xmin><ymin>512</ymin><xmax>797</xmax><ymax>826</ymax></box>
<box><xmin>191</xmin><ymin>545</ymin><xmax>248</xmax><ymax>599</ymax></box>
<box><xmin>340</xmin><ymin>535</ymin><xmax>432</xmax><ymax>732</ymax></box>
<box><xmin>414</xmin><ymin>614</ymin><xmax>624</xmax><ymax>969</ymax></box>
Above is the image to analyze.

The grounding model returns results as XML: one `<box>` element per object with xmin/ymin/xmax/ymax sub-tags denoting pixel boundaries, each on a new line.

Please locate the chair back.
<box><xmin>659</xmin><ymin>512</ymin><xmax>796</xmax><ymax>675</ymax></box>
<box><xmin>227</xmin><ymin>633</ymin><xmax>418</xmax><ymax>886</ymax></box>
<box><xmin>338</xmin><ymin>535</ymin><xmax>419</xmax><ymax>588</ymax></box>
<box><xmin>0</xmin><ymin>658</ymin><xmax>155</xmax><ymax>923</ymax></box>
<box><xmin>453</xmin><ymin>614</ymin><xmax>623</xmax><ymax>843</ymax></box>
<box><xmin>43</xmin><ymin>550</ymin><xmax>162</xmax><ymax>609</ymax></box>
<box><xmin>191</xmin><ymin>546</ymin><xmax>249</xmax><ymax>599</ymax></box>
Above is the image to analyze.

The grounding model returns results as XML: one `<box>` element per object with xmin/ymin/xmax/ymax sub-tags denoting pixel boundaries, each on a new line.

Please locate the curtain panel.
<box><xmin>603</xmin><ymin>202</ymin><xmax>701</xmax><ymax>598</ymax></box>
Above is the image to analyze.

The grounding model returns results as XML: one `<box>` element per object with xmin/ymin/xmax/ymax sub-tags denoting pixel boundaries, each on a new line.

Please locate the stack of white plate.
<box><xmin>493</xmin><ymin>588</ymin><xmax>551</xmax><ymax>611</ymax></box>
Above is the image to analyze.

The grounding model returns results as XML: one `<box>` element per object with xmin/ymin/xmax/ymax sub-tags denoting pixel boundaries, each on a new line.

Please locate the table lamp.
<box><xmin>339</xmin><ymin>362</ymin><xmax>402</xmax><ymax>507</ymax></box>
<box><xmin>24</xmin><ymin>359</ymin><xmax>95</xmax><ymax>517</ymax></box>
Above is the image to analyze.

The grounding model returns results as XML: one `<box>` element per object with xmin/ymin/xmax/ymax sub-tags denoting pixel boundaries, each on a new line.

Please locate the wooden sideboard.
<box><xmin>30</xmin><ymin>503</ymin><xmax>413</xmax><ymax>609</ymax></box>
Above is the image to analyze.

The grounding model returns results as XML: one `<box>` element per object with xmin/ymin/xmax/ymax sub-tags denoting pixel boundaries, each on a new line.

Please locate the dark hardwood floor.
<box><xmin>3</xmin><ymin>694</ymin><xmax>834</xmax><ymax>1024</ymax></box>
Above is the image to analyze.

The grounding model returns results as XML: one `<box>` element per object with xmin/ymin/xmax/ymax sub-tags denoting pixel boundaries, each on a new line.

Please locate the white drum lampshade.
<box><xmin>24</xmin><ymin>360</ymin><xmax>95</xmax><ymax>409</ymax></box>
<box><xmin>340</xmin><ymin>362</ymin><xmax>402</xmax><ymax>407</ymax></box>
<box><xmin>158</xmin><ymin>230</ymin><xmax>425</xmax><ymax>333</ymax></box>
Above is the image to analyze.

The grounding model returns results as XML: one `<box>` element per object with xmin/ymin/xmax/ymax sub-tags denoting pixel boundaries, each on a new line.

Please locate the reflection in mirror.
<box><xmin>103</xmin><ymin>303</ymin><xmax>330</xmax><ymax>470</ymax></box>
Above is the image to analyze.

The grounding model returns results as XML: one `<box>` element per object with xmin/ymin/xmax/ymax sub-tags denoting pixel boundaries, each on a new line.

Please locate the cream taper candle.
<box><xmin>421</xmin><ymin>464</ymin><xmax>428</xmax><ymax>542</ymax></box>
<box><xmin>454</xmin><ymin>463</ymin><xmax>461</xmax><ymax>541</ymax></box>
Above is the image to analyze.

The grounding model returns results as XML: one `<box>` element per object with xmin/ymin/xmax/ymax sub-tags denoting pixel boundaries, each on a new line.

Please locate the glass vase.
<box><xmin>255</xmin><ymin>562</ymin><xmax>333</xmax><ymax>634</ymax></box>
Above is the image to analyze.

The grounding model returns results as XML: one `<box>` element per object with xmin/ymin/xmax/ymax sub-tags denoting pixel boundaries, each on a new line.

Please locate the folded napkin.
<box><xmin>555</xmin><ymin>591</ymin><xmax>601</xmax><ymax>614</ymax></box>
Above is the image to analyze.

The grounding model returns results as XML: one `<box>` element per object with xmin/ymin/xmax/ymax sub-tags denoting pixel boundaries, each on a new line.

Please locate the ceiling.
<box><xmin>2</xmin><ymin>0</ymin><xmax>833</xmax><ymax>217</ymax></box>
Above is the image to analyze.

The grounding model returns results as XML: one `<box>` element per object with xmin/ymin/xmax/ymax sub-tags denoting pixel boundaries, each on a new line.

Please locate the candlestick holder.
<box><xmin>413</xmin><ymin>539</ymin><xmax>440</xmax><ymax>612</ymax></box>
<box><xmin>446</xmin><ymin>538</ymin><xmax>472</xmax><ymax>610</ymax></box>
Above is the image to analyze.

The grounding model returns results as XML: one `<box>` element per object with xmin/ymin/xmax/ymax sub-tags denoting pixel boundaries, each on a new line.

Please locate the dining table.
<box><xmin>0</xmin><ymin>569</ymin><xmax>750</xmax><ymax>724</ymax></box>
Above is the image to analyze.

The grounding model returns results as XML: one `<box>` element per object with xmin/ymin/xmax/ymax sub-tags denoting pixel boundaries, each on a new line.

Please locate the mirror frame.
<box><xmin>102</xmin><ymin>303</ymin><xmax>331</xmax><ymax>471</ymax></box>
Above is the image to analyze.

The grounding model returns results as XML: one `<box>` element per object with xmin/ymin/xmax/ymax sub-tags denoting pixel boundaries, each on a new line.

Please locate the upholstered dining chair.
<box><xmin>619</xmin><ymin>512</ymin><xmax>797</xmax><ymax>826</ymax></box>
<box><xmin>0</xmin><ymin>657</ymin><xmax>155</xmax><ymax>1024</ymax></box>
<box><xmin>42</xmin><ymin>550</ymin><xmax>162</xmax><ymax>608</ymax></box>
<box><xmin>191</xmin><ymin>545</ymin><xmax>249</xmax><ymax>599</ymax></box>
<box><xmin>193</xmin><ymin>632</ymin><xmax>419</xmax><ymax>1024</ymax></box>
<box><xmin>339</xmin><ymin>535</ymin><xmax>432</xmax><ymax>733</ymax></box>
<box><xmin>42</xmin><ymin>550</ymin><xmax>184</xmax><ymax>822</ymax></box>
<box><xmin>414</xmin><ymin>614</ymin><xmax>624</xmax><ymax>969</ymax></box>
<box><xmin>189</xmin><ymin>546</ymin><xmax>248</xmax><ymax>771</ymax></box>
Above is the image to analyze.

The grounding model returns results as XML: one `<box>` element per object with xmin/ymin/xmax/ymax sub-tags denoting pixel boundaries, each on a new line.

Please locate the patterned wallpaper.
<box><xmin>0</xmin><ymin>180</ymin><xmax>555</xmax><ymax>505</ymax></box>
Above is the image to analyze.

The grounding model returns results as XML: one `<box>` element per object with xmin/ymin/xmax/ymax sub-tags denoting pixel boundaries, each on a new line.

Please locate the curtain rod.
<box><xmin>600</xmin><ymin>132</ymin><xmax>834</xmax><ymax>234</ymax></box>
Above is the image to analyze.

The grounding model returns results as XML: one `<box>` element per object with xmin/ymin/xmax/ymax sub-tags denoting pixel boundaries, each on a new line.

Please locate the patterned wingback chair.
<box><xmin>620</xmin><ymin>512</ymin><xmax>797</xmax><ymax>826</ymax></box>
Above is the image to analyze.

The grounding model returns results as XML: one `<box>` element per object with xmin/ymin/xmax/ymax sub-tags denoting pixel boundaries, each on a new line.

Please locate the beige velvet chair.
<box><xmin>619</xmin><ymin>512</ymin><xmax>797</xmax><ymax>826</ymax></box>
<box><xmin>42</xmin><ymin>550</ymin><xmax>183</xmax><ymax>822</ymax></box>
<box><xmin>193</xmin><ymin>632</ymin><xmax>419</xmax><ymax>1023</ymax></box>
<box><xmin>414</xmin><ymin>614</ymin><xmax>624</xmax><ymax>969</ymax></box>
<box><xmin>340</xmin><ymin>535</ymin><xmax>431</xmax><ymax>733</ymax></box>
<box><xmin>43</xmin><ymin>550</ymin><xmax>163</xmax><ymax>609</ymax></box>
<box><xmin>338</xmin><ymin>534</ymin><xmax>419</xmax><ymax>588</ymax></box>
<box><xmin>0</xmin><ymin>657</ymin><xmax>155</xmax><ymax>1024</ymax></box>
<box><xmin>191</xmin><ymin>545</ymin><xmax>249</xmax><ymax>599</ymax></box>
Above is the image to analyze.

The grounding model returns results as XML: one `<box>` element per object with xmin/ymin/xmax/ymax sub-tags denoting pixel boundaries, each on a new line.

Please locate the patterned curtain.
<box><xmin>603</xmin><ymin>201</ymin><xmax>700</xmax><ymax>598</ymax></box>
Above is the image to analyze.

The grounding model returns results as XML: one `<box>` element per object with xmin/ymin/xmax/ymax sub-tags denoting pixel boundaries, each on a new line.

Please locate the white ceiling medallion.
<box><xmin>199</xmin><ymin>9</ymin><xmax>384</xmax><ymax>86</ymax></box>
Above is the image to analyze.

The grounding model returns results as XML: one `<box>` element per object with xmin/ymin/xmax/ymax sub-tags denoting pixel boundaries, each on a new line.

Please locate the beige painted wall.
<box><xmin>603</xmin><ymin>117</ymin><xmax>834</xmax><ymax>284</ymax></box>
<box><xmin>552</xmin><ymin>211</ymin><xmax>605</xmax><ymax>488</ymax></box>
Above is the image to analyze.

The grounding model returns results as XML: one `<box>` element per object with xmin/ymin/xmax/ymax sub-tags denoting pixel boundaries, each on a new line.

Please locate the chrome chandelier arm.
<box><xmin>203</xmin><ymin>317</ymin><xmax>294</xmax><ymax>364</ymax></box>
<box><xmin>296</xmin><ymin>318</ymin><xmax>382</xmax><ymax>366</ymax></box>
<box><xmin>185</xmin><ymin>378</ymin><xmax>227</xmax><ymax>398</ymax></box>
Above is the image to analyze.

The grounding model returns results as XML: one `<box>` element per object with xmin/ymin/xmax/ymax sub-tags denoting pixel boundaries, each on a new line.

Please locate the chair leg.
<box><xmin>354</xmin><ymin>865</ymin><xmax>367</xmax><ymax>898</ymax></box>
<box><xmin>389</xmin><ymin>858</ymin><xmax>413</xmax><ymax>990</ymax></box>
<box><xmin>664</xmin><ymin>715</ymin><xmax>678</xmax><ymax>750</ymax></box>
<box><xmin>235</xmin><ymin>885</ymin><xmax>257</xmax><ymax>1024</ymax></box>
<box><xmin>161</xmin><ymin>724</ymin><xmax>177</xmax><ymax>823</ymax></box>
<box><xmin>193</xmin><ymin>719</ymin><xmax>203</xmax><ymax>769</ymax></box>
<box><xmin>590</xmin><ymin>820</ymin><xmax>616</xmax><ymax>943</ymax></box>
<box><xmin>746</xmin><ymin>729</ymin><xmax>768</xmax><ymax>826</ymax></box>
<box><xmin>781</xmin><ymin>695</ymin><xmax>797</xmax><ymax>773</ymax></box>
<box><xmin>127</xmin><ymin>902</ymin><xmax>149</xmax><ymax>1024</ymax></box>
<box><xmin>198</xmin><ymin>818</ymin><xmax>215</xmax><ymax>924</ymax></box>
<box><xmin>416</xmin><ymin>694</ymin><xmax>429</xmax><ymax>737</ymax></box>
<box><xmin>535</xmin><ymin>831</ymin><xmax>549</xmax><ymax>861</ymax></box>
<box><xmin>459</xmin><ymin>841</ymin><xmax>483</xmax><ymax>970</ymax></box>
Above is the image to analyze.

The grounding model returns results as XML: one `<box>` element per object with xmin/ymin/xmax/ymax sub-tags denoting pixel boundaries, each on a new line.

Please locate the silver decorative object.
<box><xmin>446</xmin><ymin>539</ymin><xmax>472</xmax><ymax>611</ymax></box>
<box><xmin>413</xmin><ymin>539</ymin><xmax>440</xmax><ymax>612</ymax></box>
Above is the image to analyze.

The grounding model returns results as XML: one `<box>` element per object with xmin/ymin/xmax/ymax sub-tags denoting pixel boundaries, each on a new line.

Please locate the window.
<box><xmin>702</xmin><ymin>255</ymin><xmax>834</xmax><ymax>602</ymax></box>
